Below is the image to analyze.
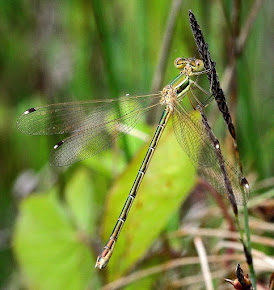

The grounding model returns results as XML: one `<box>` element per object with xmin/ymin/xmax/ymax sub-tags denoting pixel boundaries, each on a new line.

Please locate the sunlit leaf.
<box><xmin>13</xmin><ymin>190</ymin><xmax>97</xmax><ymax>290</ymax></box>
<box><xmin>65</xmin><ymin>168</ymin><xmax>95</xmax><ymax>234</ymax></box>
<box><xmin>101</xmin><ymin>124</ymin><xmax>196</xmax><ymax>279</ymax></box>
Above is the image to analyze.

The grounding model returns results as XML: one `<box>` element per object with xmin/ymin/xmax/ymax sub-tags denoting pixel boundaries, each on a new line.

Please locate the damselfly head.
<box><xmin>174</xmin><ymin>57</ymin><xmax>204</xmax><ymax>73</ymax></box>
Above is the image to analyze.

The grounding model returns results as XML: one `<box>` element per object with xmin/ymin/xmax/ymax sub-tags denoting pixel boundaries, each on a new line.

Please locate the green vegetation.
<box><xmin>1</xmin><ymin>0</ymin><xmax>273</xmax><ymax>289</ymax></box>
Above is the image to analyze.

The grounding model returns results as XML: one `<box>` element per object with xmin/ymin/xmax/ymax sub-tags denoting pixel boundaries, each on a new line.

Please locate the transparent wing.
<box><xmin>49</xmin><ymin>102</ymin><xmax>158</xmax><ymax>166</ymax></box>
<box><xmin>172</xmin><ymin>102</ymin><xmax>249</xmax><ymax>205</ymax></box>
<box><xmin>17</xmin><ymin>94</ymin><xmax>161</xmax><ymax>135</ymax></box>
<box><xmin>17</xmin><ymin>94</ymin><xmax>162</xmax><ymax>166</ymax></box>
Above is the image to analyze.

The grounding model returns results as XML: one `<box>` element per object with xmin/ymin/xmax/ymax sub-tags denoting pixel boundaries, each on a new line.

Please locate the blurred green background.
<box><xmin>1</xmin><ymin>0</ymin><xmax>273</xmax><ymax>289</ymax></box>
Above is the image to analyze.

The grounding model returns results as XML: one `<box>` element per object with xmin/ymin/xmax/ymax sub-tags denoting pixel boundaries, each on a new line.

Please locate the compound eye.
<box><xmin>174</xmin><ymin>57</ymin><xmax>186</xmax><ymax>69</ymax></box>
<box><xmin>195</xmin><ymin>59</ymin><xmax>204</xmax><ymax>71</ymax></box>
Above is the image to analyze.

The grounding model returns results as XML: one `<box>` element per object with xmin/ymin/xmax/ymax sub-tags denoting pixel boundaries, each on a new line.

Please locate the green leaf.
<box><xmin>65</xmin><ymin>168</ymin><xmax>95</xmax><ymax>235</ymax></box>
<box><xmin>13</xmin><ymin>190</ymin><xmax>96</xmax><ymax>290</ymax></box>
<box><xmin>101</xmin><ymin>123</ymin><xmax>196</xmax><ymax>279</ymax></box>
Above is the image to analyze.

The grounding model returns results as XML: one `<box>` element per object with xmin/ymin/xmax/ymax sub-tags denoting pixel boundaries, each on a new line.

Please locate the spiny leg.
<box><xmin>188</xmin><ymin>89</ymin><xmax>203</xmax><ymax>109</ymax></box>
<box><xmin>188</xmin><ymin>79</ymin><xmax>214</xmax><ymax>109</ymax></box>
<box><xmin>187</xmin><ymin>91</ymin><xmax>197</xmax><ymax>110</ymax></box>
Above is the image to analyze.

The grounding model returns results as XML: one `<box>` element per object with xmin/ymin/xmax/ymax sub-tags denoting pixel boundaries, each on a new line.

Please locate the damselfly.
<box><xmin>17</xmin><ymin>57</ymin><xmax>249</xmax><ymax>269</ymax></box>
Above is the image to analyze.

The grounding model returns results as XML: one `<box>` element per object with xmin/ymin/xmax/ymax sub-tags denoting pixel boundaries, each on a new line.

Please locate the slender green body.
<box><xmin>95</xmin><ymin>72</ymin><xmax>191</xmax><ymax>269</ymax></box>
<box><xmin>95</xmin><ymin>107</ymin><xmax>172</xmax><ymax>268</ymax></box>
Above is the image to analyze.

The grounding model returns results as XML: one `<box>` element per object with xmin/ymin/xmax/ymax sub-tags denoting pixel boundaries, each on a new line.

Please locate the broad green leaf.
<box><xmin>13</xmin><ymin>189</ymin><xmax>96</xmax><ymax>290</ymax></box>
<box><xmin>65</xmin><ymin>168</ymin><xmax>95</xmax><ymax>234</ymax></box>
<box><xmin>101</xmin><ymin>123</ymin><xmax>196</xmax><ymax>279</ymax></box>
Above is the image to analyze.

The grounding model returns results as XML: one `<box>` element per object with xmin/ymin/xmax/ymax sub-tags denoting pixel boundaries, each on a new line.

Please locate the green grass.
<box><xmin>1</xmin><ymin>0</ymin><xmax>273</xmax><ymax>289</ymax></box>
